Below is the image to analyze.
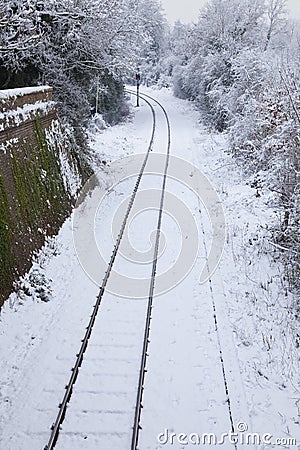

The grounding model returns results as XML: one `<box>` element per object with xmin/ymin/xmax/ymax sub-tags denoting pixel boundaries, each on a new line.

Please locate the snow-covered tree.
<box><xmin>134</xmin><ymin>0</ymin><xmax>168</xmax><ymax>86</ymax></box>
<box><xmin>0</xmin><ymin>0</ymin><xmax>166</xmax><ymax>139</ymax></box>
<box><xmin>167</xmin><ymin>0</ymin><xmax>300</xmax><ymax>293</ymax></box>
<box><xmin>170</xmin><ymin>0</ymin><xmax>266</xmax><ymax>129</ymax></box>
<box><xmin>264</xmin><ymin>0</ymin><xmax>288</xmax><ymax>50</ymax></box>
<box><xmin>0</xmin><ymin>0</ymin><xmax>43</xmax><ymax>87</ymax></box>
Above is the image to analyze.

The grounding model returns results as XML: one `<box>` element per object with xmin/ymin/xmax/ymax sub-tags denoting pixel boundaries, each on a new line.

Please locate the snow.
<box><xmin>0</xmin><ymin>85</ymin><xmax>54</xmax><ymax>135</ymax></box>
<box><xmin>0</xmin><ymin>88</ymin><xmax>299</xmax><ymax>450</ymax></box>
<box><xmin>0</xmin><ymin>100</ymin><xmax>55</xmax><ymax>132</ymax></box>
<box><xmin>45</xmin><ymin>121</ymin><xmax>82</xmax><ymax>198</ymax></box>
<box><xmin>58</xmin><ymin>149</ymin><xmax>81</xmax><ymax>197</ymax></box>
<box><xmin>0</xmin><ymin>85</ymin><xmax>52</xmax><ymax>100</ymax></box>
<box><xmin>0</xmin><ymin>136</ymin><xmax>20</xmax><ymax>154</ymax></box>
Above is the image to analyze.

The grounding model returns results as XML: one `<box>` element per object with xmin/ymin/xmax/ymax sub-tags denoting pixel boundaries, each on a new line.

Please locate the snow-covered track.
<box><xmin>44</xmin><ymin>92</ymin><xmax>172</xmax><ymax>450</ymax></box>
<box><xmin>44</xmin><ymin>93</ymin><xmax>159</xmax><ymax>450</ymax></box>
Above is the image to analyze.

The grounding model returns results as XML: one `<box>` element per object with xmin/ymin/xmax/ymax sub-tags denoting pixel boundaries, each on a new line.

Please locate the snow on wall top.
<box><xmin>0</xmin><ymin>85</ymin><xmax>54</xmax><ymax>115</ymax></box>
<box><xmin>0</xmin><ymin>85</ymin><xmax>56</xmax><ymax>140</ymax></box>
<box><xmin>0</xmin><ymin>101</ymin><xmax>56</xmax><ymax>133</ymax></box>
<box><xmin>0</xmin><ymin>86</ymin><xmax>52</xmax><ymax>100</ymax></box>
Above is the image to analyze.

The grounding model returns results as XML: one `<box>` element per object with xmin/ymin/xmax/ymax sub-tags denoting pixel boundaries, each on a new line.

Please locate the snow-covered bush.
<box><xmin>230</xmin><ymin>52</ymin><xmax>300</xmax><ymax>294</ymax></box>
<box><xmin>169</xmin><ymin>0</ymin><xmax>300</xmax><ymax>295</ymax></box>
<box><xmin>228</xmin><ymin>50</ymin><xmax>299</xmax><ymax>295</ymax></box>
<box><xmin>13</xmin><ymin>269</ymin><xmax>52</xmax><ymax>303</ymax></box>
<box><xmin>228</xmin><ymin>51</ymin><xmax>273</xmax><ymax>166</ymax></box>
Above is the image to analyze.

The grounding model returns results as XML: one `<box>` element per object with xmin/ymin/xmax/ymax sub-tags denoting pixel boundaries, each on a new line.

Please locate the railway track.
<box><xmin>43</xmin><ymin>90</ymin><xmax>239</xmax><ymax>450</ymax></box>
<box><xmin>44</xmin><ymin>91</ymin><xmax>171</xmax><ymax>450</ymax></box>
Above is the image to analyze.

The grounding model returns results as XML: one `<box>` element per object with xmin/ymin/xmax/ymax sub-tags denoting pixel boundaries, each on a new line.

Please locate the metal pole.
<box><xmin>136</xmin><ymin>68</ymin><xmax>140</xmax><ymax>107</ymax></box>
<box><xmin>95</xmin><ymin>78</ymin><xmax>99</xmax><ymax>114</ymax></box>
<box><xmin>136</xmin><ymin>82</ymin><xmax>140</xmax><ymax>107</ymax></box>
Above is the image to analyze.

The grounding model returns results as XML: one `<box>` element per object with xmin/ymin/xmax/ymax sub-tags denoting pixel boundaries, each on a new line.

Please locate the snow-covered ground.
<box><xmin>0</xmin><ymin>87</ymin><xmax>299</xmax><ymax>450</ymax></box>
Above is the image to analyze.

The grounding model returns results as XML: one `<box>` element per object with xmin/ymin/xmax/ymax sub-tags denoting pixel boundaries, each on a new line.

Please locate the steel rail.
<box><xmin>127</xmin><ymin>91</ymin><xmax>171</xmax><ymax>450</ymax></box>
<box><xmin>192</xmin><ymin>143</ymin><xmax>238</xmax><ymax>449</ymax></box>
<box><xmin>44</xmin><ymin>93</ymin><xmax>157</xmax><ymax>450</ymax></box>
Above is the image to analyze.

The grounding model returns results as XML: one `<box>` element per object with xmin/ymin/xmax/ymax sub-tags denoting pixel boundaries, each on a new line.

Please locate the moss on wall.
<box><xmin>0</xmin><ymin>117</ymin><xmax>73</xmax><ymax>305</ymax></box>
<box><xmin>0</xmin><ymin>170</ymin><xmax>13</xmax><ymax>289</ymax></box>
<box><xmin>11</xmin><ymin>119</ymin><xmax>70</xmax><ymax>231</ymax></box>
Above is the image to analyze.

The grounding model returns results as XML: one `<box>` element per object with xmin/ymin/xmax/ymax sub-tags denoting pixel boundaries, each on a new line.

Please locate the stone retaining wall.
<box><xmin>0</xmin><ymin>86</ymin><xmax>73</xmax><ymax>306</ymax></box>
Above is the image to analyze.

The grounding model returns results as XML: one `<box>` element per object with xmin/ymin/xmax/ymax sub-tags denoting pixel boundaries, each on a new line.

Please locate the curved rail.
<box><xmin>126</xmin><ymin>90</ymin><xmax>171</xmax><ymax>450</ymax></box>
<box><xmin>44</xmin><ymin>93</ymin><xmax>157</xmax><ymax>450</ymax></box>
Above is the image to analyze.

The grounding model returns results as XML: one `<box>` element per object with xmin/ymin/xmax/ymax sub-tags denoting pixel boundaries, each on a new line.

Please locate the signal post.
<box><xmin>136</xmin><ymin>69</ymin><xmax>141</xmax><ymax>107</ymax></box>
